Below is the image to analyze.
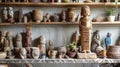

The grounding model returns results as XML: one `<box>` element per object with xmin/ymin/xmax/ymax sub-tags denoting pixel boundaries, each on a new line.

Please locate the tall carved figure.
<box><xmin>79</xmin><ymin>6</ymin><xmax>92</xmax><ymax>53</ymax></box>
<box><xmin>26</xmin><ymin>29</ymin><xmax>32</xmax><ymax>47</ymax></box>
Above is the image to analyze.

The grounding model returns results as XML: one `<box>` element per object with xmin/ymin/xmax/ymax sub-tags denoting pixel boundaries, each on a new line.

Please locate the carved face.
<box><xmin>32</xmin><ymin>47</ymin><xmax>40</xmax><ymax>59</ymax></box>
<box><xmin>81</xmin><ymin>6</ymin><xmax>90</xmax><ymax>17</ymax></box>
<box><xmin>19</xmin><ymin>48</ymin><xmax>27</xmax><ymax>59</ymax></box>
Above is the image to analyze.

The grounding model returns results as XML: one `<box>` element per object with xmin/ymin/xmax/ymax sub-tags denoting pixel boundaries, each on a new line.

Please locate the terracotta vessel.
<box><xmin>107</xmin><ymin>46</ymin><xmax>120</xmax><ymax>59</ymax></box>
<box><xmin>33</xmin><ymin>10</ymin><xmax>43</xmax><ymax>23</ymax></box>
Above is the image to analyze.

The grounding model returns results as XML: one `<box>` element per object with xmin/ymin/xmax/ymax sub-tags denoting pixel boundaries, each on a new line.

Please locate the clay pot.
<box><xmin>33</xmin><ymin>10</ymin><xmax>43</xmax><ymax>23</ymax></box>
<box><xmin>107</xmin><ymin>46</ymin><xmax>120</xmax><ymax>59</ymax></box>
<box><xmin>67</xmin><ymin>8</ymin><xmax>76</xmax><ymax>22</ymax></box>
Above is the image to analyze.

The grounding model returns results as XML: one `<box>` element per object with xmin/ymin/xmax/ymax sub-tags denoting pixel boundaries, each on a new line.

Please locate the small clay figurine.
<box><xmin>37</xmin><ymin>35</ymin><xmax>46</xmax><ymax>58</ymax></box>
<box><xmin>6</xmin><ymin>32</ymin><xmax>14</xmax><ymax>50</ymax></box>
<box><xmin>0</xmin><ymin>30</ymin><xmax>7</xmax><ymax>51</ymax></box>
<box><xmin>31</xmin><ymin>47</ymin><xmax>40</xmax><ymax>59</ymax></box>
<box><xmin>8</xmin><ymin>7</ymin><xmax>14</xmax><ymax>23</ymax></box>
<box><xmin>3</xmin><ymin>7</ymin><xmax>8</xmax><ymax>22</ymax></box>
<box><xmin>79</xmin><ymin>6</ymin><xmax>92</xmax><ymax>53</ymax></box>
<box><xmin>16</xmin><ymin>33</ymin><xmax>22</xmax><ymax>48</ymax></box>
<box><xmin>91</xmin><ymin>30</ymin><xmax>100</xmax><ymax>52</ymax></box>
<box><xmin>105</xmin><ymin>33</ymin><xmax>111</xmax><ymax>50</ymax></box>
<box><xmin>25</xmin><ymin>29</ymin><xmax>32</xmax><ymax>47</ymax></box>
<box><xmin>61</xmin><ymin>10</ymin><xmax>66</xmax><ymax>22</ymax></box>
<box><xmin>46</xmin><ymin>13</ymin><xmax>51</xmax><ymax>22</ymax></box>
<box><xmin>53</xmin><ymin>13</ymin><xmax>59</xmax><ymax>22</ymax></box>
<box><xmin>19</xmin><ymin>48</ymin><xmax>27</xmax><ymax>59</ymax></box>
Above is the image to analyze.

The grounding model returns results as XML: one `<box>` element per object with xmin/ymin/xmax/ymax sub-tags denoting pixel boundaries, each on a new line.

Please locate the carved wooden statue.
<box><xmin>79</xmin><ymin>6</ymin><xmax>92</xmax><ymax>53</ymax></box>
<box><xmin>37</xmin><ymin>35</ymin><xmax>46</xmax><ymax>58</ymax></box>
<box><xmin>25</xmin><ymin>29</ymin><xmax>32</xmax><ymax>47</ymax></box>
<box><xmin>16</xmin><ymin>33</ymin><xmax>22</xmax><ymax>48</ymax></box>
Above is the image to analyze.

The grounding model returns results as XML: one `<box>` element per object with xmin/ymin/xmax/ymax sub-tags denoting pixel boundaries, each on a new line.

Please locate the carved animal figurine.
<box><xmin>31</xmin><ymin>47</ymin><xmax>40</xmax><ymax>59</ymax></box>
<box><xmin>8</xmin><ymin>7</ymin><xmax>14</xmax><ymax>23</ymax></box>
<box><xmin>37</xmin><ymin>35</ymin><xmax>46</xmax><ymax>58</ymax></box>
<box><xmin>0</xmin><ymin>30</ymin><xmax>7</xmax><ymax>51</ymax></box>
<box><xmin>79</xmin><ymin>6</ymin><xmax>92</xmax><ymax>53</ymax></box>
<box><xmin>25</xmin><ymin>29</ymin><xmax>32</xmax><ymax>47</ymax></box>
<box><xmin>19</xmin><ymin>48</ymin><xmax>27</xmax><ymax>59</ymax></box>
<box><xmin>105</xmin><ymin>33</ymin><xmax>111</xmax><ymax>50</ymax></box>
<box><xmin>3</xmin><ymin>7</ymin><xmax>8</xmax><ymax>22</ymax></box>
<box><xmin>6</xmin><ymin>32</ymin><xmax>14</xmax><ymax>50</ymax></box>
<box><xmin>61</xmin><ymin>10</ymin><xmax>66</xmax><ymax>22</ymax></box>
<box><xmin>91</xmin><ymin>30</ymin><xmax>100</xmax><ymax>52</ymax></box>
<box><xmin>16</xmin><ymin>33</ymin><xmax>22</xmax><ymax>48</ymax></box>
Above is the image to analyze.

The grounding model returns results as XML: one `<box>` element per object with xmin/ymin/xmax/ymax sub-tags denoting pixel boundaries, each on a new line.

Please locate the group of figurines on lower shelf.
<box><xmin>1</xmin><ymin>7</ymin><xmax>81</xmax><ymax>23</ymax></box>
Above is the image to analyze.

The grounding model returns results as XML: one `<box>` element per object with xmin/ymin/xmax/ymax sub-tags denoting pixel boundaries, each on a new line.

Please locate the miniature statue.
<box><xmin>37</xmin><ymin>35</ymin><xmax>46</xmax><ymax>58</ymax></box>
<box><xmin>48</xmin><ymin>50</ymin><xmax>57</xmax><ymax>59</ymax></box>
<box><xmin>105</xmin><ymin>33</ymin><xmax>111</xmax><ymax>50</ymax></box>
<box><xmin>91</xmin><ymin>30</ymin><xmax>100</xmax><ymax>52</ymax></box>
<box><xmin>61</xmin><ymin>10</ymin><xmax>66</xmax><ymax>22</ymax></box>
<box><xmin>79</xmin><ymin>6</ymin><xmax>92</xmax><ymax>53</ymax></box>
<box><xmin>6</xmin><ymin>32</ymin><xmax>14</xmax><ymax>50</ymax></box>
<box><xmin>23</xmin><ymin>16</ymin><xmax>28</xmax><ymax>23</ymax></box>
<box><xmin>0</xmin><ymin>30</ymin><xmax>7</xmax><ymax>51</ymax></box>
<box><xmin>31</xmin><ymin>47</ymin><xmax>40</xmax><ymax>59</ymax></box>
<box><xmin>46</xmin><ymin>13</ymin><xmax>51</xmax><ymax>22</ymax></box>
<box><xmin>53</xmin><ymin>13</ymin><xmax>59</xmax><ymax>22</ymax></box>
<box><xmin>16</xmin><ymin>33</ymin><xmax>22</xmax><ymax>48</ymax></box>
<box><xmin>19</xmin><ymin>48</ymin><xmax>27</xmax><ymax>59</ymax></box>
<box><xmin>25</xmin><ymin>29</ymin><xmax>32</xmax><ymax>47</ymax></box>
<box><xmin>18</xmin><ymin>8</ymin><xmax>23</xmax><ymax>22</ymax></box>
<box><xmin>8</xmin><ymin>7</ymin><xmax>14</xmax><ymax>23</ymax></box>
<box><xmin>48</xmin><ymin>40</ymin><xmax>55</xmax><ymax>58</ymax></box>
<box><xmin>71</xmin><ymin>31</ymin><xmax>79</xmax><ymax>47</ymax></box>
<box><xmin>67</xmin><ymin>8</ymin><xmax>76</xmax><ymax>22</ymax></box>
<box><xmin>3</xmin><ymin>7</ymin><xmax>8</xmax><ymax>22</ymax></box>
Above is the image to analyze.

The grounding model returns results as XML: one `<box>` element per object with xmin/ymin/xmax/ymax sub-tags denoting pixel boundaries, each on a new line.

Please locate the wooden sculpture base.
<box><xmin>77</xmin><ymin>53</ymin><xmax>97</xmax><ymax>59</ymax></box>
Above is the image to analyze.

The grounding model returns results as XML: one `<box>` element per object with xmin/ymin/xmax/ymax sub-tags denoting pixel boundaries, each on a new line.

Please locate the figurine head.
<box><xmin>107</xmin><ymin>33</ymin><xmax>111</xmax><ymax>37</ymax></box>
<box><xmin>19</xmin><ymin>48</ymin><xmax>27</xmax><ymax>59</ymax></box>
<box><xmin>81</xmin><ymin>6</ymin><xmax>90</xmax><ymax>17</ymax></box>
<box><xmin>1</xmin><ymin>30</ymin><xmax>7</xmax><ymax>37</ymax></box>
<box><xmin>31</xmin><ymin>47</ymin><xmax>40</xmax><ymax>59</ymax></box>
<box><xmin>4</xmin><ymin>7</ymin><xmax>7</xmax><ymax>10</ymax></box>
<box><xmin>95</xmin><ymin>30</ymin><xmax>99</xmax><ymax>34</ymax></box>
<box><xmin>7</xmin><ymin>32</ymin><xmax>12</xmax><ymax>37</ymax></box>
<box><xmin>16</xmin><ymin>33</ymin><xmax>22</xmax><ymax>40</ymax></box>
<box><xmin>9</xmin><ymin>7</ymin><xmax>13</xmax><ymax>10</ymax></box>
<box><xmin>39</xmin><ymin>35</ymin><xmax>46</xmax><ymax>43</ymax></box>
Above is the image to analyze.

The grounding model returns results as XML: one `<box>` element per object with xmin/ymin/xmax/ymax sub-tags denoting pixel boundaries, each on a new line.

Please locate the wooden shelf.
<box><xmin>0</xmin><ymin>2</ymin><xmax>120</xmax><ymax>7</ymax></box>
<box><xmin>0</xmin><ymin>22</ymin><xmax>120</xmax><ymax>26</ymax></box>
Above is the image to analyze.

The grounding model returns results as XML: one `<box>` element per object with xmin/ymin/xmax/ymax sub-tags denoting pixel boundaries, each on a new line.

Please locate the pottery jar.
<box><xmin>33</xmin><ymin>10</ymin><xmax>43</xmax><ymax>23</ymax></box>
<box><xmin>67</xmin><ymin>8</ymin><xmax>76</xmax><ymax>22</ymax></box>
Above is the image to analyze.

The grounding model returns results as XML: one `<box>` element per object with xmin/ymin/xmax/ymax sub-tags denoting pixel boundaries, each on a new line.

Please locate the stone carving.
<box><xmin>79</xmin><ymin>6</ymin><xmax>92</xmax><ymax>53</ymax></box>
<box><xmin>19</xmin><ymin>48</ymin><xmax>27</xmax><ymax>59</ymax></box>
<box><xmin>18</xmin><ymin>8</ymin><xmax>23</xmax><ymax>22</ymax></box>
<box><xmin>37</xmin><ymin>35</ymin><xmax>46</xmax><ymax>58</ymax></box>
<box><xmin>61</xmin><ymin>10</ymin><xmax>66</xmax><ymax>22</ymax></box>
<box><xmin>91</xmin><ymin>30</ymin><xmax>100</xmax><ymax>52</ymax></box>
<box><xmin>25</xmin><ymin>29</ymin><xmax>32</xmax><ymax>47</ymax></box>
<box><xmin>16</xmin><ymin>33</ymin><xmax>22</xmax><ymax>48</ymax></box>
<box><xmin>8</xmin><ymin>7</ymin><xmax>14</xmax><ymax>23</ymax></box>
<box><xmin>31</xmin><ymin>47</ymin><xmax>40</xmax><ymax>59</ymax></box>
<box><xmin>105</xmin><ymin>33</ymin><xmax>111</xmax><ymax>50</ymax></box>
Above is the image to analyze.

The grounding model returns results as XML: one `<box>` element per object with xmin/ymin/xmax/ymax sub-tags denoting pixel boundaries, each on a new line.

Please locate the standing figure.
<box><xmin>79</xmin><ymin>6</ymin><xmax>92</xmax><ymax>53</ymax></box>
<box><xmin>25</xmin><ymin>29</ymin><xmax>32</xmax><ymax>47</ymax></box>
<box><xmin>61</xmin><ymin>10</ymin><xmax>66</xmax><ymax>22</ymax></box>
<box><xmin>0</xmin><ymin>31</ymin><xmax>7</xmax><ymax>51</ymax></box>
<box><xmin>37</xmin><ymin>35</ymin><xmax>46</xmax><ymax>58</ymax></box>
<box><xmin>6</xmin><ymin>32</ymin><xmax>14</xmax><ymax>50</ymax></box>
<box><xmin>105</xmin><ymin>33</ymin><xmax>111</xmax><ymax>50</ymax></box>
<box><xmin>16</xmin><ymin>33</ymin><xmax>22</xmax><ymax>48</ymax></box>
<box><xmin>18</xmin><ymin>8</ymin><xmax>23</xmax><ymax>22</ymax></box>
<box><xmin>3</xmin><ymin>7</ymin><xmax>8</xmax><ymax>22</ymax></box>
<box><xmin>8</xmin><ymin>7</ymin><xmax>14</xmax><ymax>23</ymax></box>
<box><xmin>91</xmin><ymin>30</ymin><xmax>100</xmax><ymax>52</ymax></box>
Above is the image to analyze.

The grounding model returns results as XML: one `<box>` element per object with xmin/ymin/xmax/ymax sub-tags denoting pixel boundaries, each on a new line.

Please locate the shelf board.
<box><xmin>0</xmin><ymin>2</ymin><xmax>119</xmax><ymax>7</ymax></box>
<box><xmin>0</xmin><ymin>22</ymin><xmax>120</xmax><ymax>26</ymax></box>
<box><xmin>0</xmin><ymin>59</ymin><xmax>120</xmax><ymax>63</ymax></box>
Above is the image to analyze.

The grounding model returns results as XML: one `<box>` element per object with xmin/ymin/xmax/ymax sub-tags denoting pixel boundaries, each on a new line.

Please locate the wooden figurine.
<box><xmin>61</xmin><ymin>10</ymin><xmax>66</xmax><ymax>22</ymax></box>
<box><xmin>37</xmin><ymin>35</ymin><xmax>46</xmax><ymax>58</ymax></box>
<box><xmin>8</xmin><ymin>7</ymin><xmax>14</xmax><ymax>23</ymax></box>
<box><xmin>105</xmin><ymin>32</ymin><xmax>111</xmax><ymax>50</ymax></box>
<box><xmin>6</xmin><ymin>32</ymin><xmax>14</xmax><ymax>50</ymax></box>
<box><xmin>0</xmin><ymin>30</ymin><xmax>7</xmax><ymax>51</ymax></box>
<box><xmin>19</xmin><ymin>48</ymin><xmax>27</xmax><ymax>59</ymax></box>
<box><xmin>25</xmin><ymin>29</ymin><xmax>32</xmax><ymax>47</ymax></box>
<box><xmin>16</xmin><ymin>33</ymin><xmax>22</xmax><ymax>48</ymax></box>
<box><xmin>79</xmin><ymin>6</ymin><xmax>92</xmax><ymax>53</ymax></box>
<box><xmin>3</xmin><ymin>7</ymin><xmax>8</xmax><ymax>22</ymax></box>
<box><xmin>91</xmin><ymin>30</ymin><xmax>100</xmax><ymax>52</ymax></box>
